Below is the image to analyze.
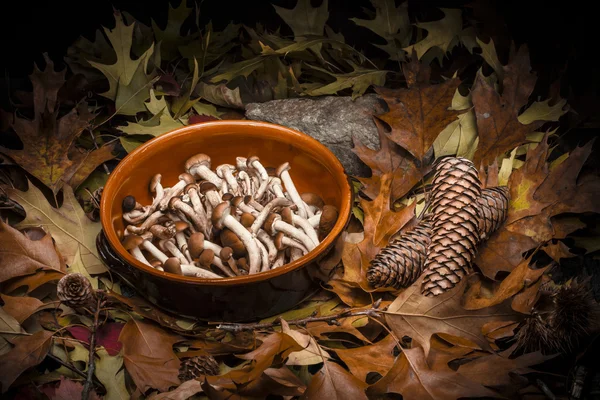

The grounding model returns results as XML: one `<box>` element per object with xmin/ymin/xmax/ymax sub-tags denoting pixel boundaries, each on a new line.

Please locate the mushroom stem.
<box><xmin>130</xmin><ymin>247</ymin><xmax>151</xmax><ymax>266</ymax></box>
<box><xmin>140</xmin><ymin>240</ymin><xmax>168</xmax><ymax>263</ymax></box>
<box><xmin>269</xmin><ymin>215</ymin><xmax>317</xmax><ymax>251</ymax></box>
<box><xmin>180</xmin><ymin>264</ymin><xmax>222</xmax><ymax>278</ymax></box>
<box><xmin>186</xmin><ymin>184</ymin><xmax>210</xmax><ymax>237</ymax></box>
<box><xmin>238</xmin><ymin>171</ymin><xmax>252</xmax><ymax>197</ymax></box>
<box><xmin>217</xmin><ymin>164</ymin><xmax>240</xmax><ymax>195</ymax></box>
<box><xmin>161</xmin><ymin>239</ymin><xmax>188</xmax><ymax>264</ymax></box>
<box><xmin>289</xmin><ymin>247</ymin><xmax>304</xmax><ymax>261</ymax></box>
<box><xmin>307</xmin><ymin>213</ymin><xmax>321</xmax><ymax>228</ymax></box>
<box><xmin>257</xmin><ymin>229</ymin><xmax>278</xmax><ymax>263</ymax></box>
<box><xmin>268</xmin><ymin>177</ymin><xmax>285</xmax><ymax>198</ymax></box>
<box><xmin>271</xmin><ymin>251</ymin><xmax>286</xmax><ymax>268</ymax></box>
<box><xmin>244</xmin><ymin>195</ymin><xmax>264</xmax><ymax>212</ymax></box>
<box><xmin>186</xmin><ymin>154</ymin><xmax>223</xmax><ymax>187</ymax></box>
<box><xmin>158</xmin><ymin>173</ymin><xmax>195</xmax><ymax>211</ymax></box>
<box><xmin>291</xmin><ymin>214</ymin><xmax>320</xmax><ymax>246</ymax></box>
<box><xmin>169</xmin><ymin>198</ymin><xmax>206</xmax><ymax>233</ymax></box>
<box><xmin>250</xmin><ymin>197</ymin><xmax>293</xmax><ymax>234</ymax></box>
<box><xmin>211</xmin><ymin>256</ymin><xmax>236</xmax><ymax>277</ymax></box>
<box><xmin>276</xmin><ymin>162</ymin><xmax>308</xmax><ymax>218</ymax></box>
<box><xmin>256</xmin><ymin>239</ymin><xmax>270</xmax><ymax>272</ymax></box>
<box><xmin>280</xmin><ymin>235</ymin><xmax>309</xmax><ymax>254</ymax></box>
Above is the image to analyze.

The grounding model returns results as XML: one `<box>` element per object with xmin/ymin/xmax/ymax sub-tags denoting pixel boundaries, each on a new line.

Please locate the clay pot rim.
<box><xmin>100</xmin><ymin>120</ymin><xmax>352</xmax><ymax>286</ymax></box>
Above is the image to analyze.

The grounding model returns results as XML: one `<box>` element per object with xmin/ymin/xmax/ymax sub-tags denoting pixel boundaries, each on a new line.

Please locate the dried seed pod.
<box><xmin>421</xmin><ymin>157</ymin><xmax>482</xmax><ymax>297</ymax></box>
<box><xmin>477</xmin><ymin>186</ymin><xmax>509</xmax><ymax>240</ymax></box>
<box><xmin>178</xmin><ymin>355</ymin><xmax>220</xmax><ymax>381</ymax></box>
<box><xmin>57</xmin><ymin>273</ymin><xmax>95</xmax><ymax>309</ymax></box>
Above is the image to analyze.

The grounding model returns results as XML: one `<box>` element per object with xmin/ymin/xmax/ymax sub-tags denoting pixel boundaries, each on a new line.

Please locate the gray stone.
<box><xmin>245</xmin><ymin>94</ymin><xmax>386</xmax><ymax>176</ymax></box>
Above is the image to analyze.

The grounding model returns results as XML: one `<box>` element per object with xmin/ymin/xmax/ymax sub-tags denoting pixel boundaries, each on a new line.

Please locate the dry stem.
<box><xmin>82</xmin><ymin>293</ymin><xmax>105</xmax><ymax>400</ymax></box>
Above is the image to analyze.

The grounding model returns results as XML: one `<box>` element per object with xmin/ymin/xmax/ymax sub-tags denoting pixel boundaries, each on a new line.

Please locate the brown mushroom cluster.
<box><xmin>120</xmin><ymin>154</ymin><xmax>339</xmax><ymax>278</ymax></box>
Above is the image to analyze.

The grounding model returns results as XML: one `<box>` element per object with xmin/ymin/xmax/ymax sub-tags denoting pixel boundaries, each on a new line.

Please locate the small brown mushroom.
<box><xmin>263</xmin><ymin>213</ymin><xmax>316</xmax><ymax>251</ymax></box>
<box><xmin>158</xmin><ymin>173</ymin><xmax>196</xmax><ymax>211</ymax></box>
<box><xmin>300</xmin><ymin>192</ymin><xmax>324</xmax><ymax>217</ymax></box>
<box><xmin>318</xmin><ymin>205</ymin><xmax>339</xmax><ymax>241</ymax></box>
<box><xmin>199</xmin><ymin>182</ymin><xmax>222</xmax><ymax>209</ymax></box>
<box><xmin>185</xmin><ymin>153</ymin><xmax>222</xmax><ymax>187</ymax></box>
<box><xmin>240</xmin><ymin>212</ymin><xmax>256</xmax><ymax>228</ymax></box>
<box><xmin>276</xmin><ymin>162</ymin><xmax>308</xmax><ymax>218</ymax></box>
<box><xmin>163</xmin><ymin>257</ymin><xmax>183</xmax><ymax>275</ymax></box>
<box><xmin>122</xmin><ymin>195</ymin><xmax>136</xmax><ymax>213</ymax></box>
<box><xmin>122</xmin><ymin>235</ymin><xmax>150</xmax><ymax>266</ymax></box>
<box><xmin>220</xmin><ymin>229</ymin><xmax>246</xmax><ymax>258</ymax></box>
<box><xmin>188</xmin><ymin>232</ymin><xmax>205</xmax><ymax>259</ymax></box>
<box><xmin>148</xmin><ymin>222</ymin><xmax>176</xmax><ymax>239</ymax></box>
<box><xmin>198</xmin><ymin>249</ymin><xmax>215</xmax><ymax>270</ymax></box>
<box><xmin>220</xmin><ymin>247</ymin><xmax>241</xmax><ymax>275</ymax></box>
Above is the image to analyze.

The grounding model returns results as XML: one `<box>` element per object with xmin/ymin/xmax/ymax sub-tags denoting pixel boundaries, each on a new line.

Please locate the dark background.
<box><xmin>0</xmin><ymin>0</ymin><xmax>598</xmax><ymax>141</ymax></box>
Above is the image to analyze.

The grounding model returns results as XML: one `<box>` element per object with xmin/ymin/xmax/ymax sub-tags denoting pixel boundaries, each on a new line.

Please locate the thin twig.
<box><xmin>47</xmin><ymin>351</ymin><xmax>107</xmax><ymax>394</ymax></box>
<box><xmin>214</xmin><ymin>300</ymin><xmax>383</xmax><ymax>332</ymax></box>
<box><xmin>82</xmin><ymin>294</ymin><xmax>105</xmax><ymax>400</ymax></box>
<box><xmin>0</xmin><ymin>330</ymin><xmax>32</xmax><ymax>336</ymax></box>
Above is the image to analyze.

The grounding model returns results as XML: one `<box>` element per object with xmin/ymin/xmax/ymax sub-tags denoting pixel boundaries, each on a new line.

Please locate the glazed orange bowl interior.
<box><xmin>100</xmin><ymin>120</ymin><xmax>352</xmax><ymax>285</ymax></box>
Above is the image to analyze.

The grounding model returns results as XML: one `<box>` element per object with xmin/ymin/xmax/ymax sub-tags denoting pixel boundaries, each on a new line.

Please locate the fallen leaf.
<box><xmin>0</xmin><ymin>307</ymin><xmax>26</xmax><ymax>356</ymax></box>
<box><xmin>0</xmin><ymin>219</ymin><xmax>65</xmax><ymax>283</ymax></box>
<box><xmin>385</xmin><ymin>277</ymin><xmax>519</xmax><ymax>357</ymax></box>
<box><xmin>304</xmin><ymin>63</ymin><xmax>389</xmax><ymax>100</ymax></box>
<box><xmin>432</xmin><ymin>110</ymin><xmax>478</xmax><ymax>159</ymax></box>
<box><xmin>300</xmin><ymin>360</ymin><xmax>368</xmax><ymax>400</ymax></box>
<box><xmin>517</xmin><ymin>98</ymin><xmax>569</xmax><ymax>125</ymax></box>
<box><xmin>151</xmin><ymin>0</ymin><xmax>193</xmax><ymax>60</ymax></box>
<box><xmin>403</xmin><ymin>8</ymin><xmax>463</xmax><ymax>61</ymax></box>
<box><xmin>2</xmin><ymin>271</ymin><xmax>65</xmax><ymax>295</ymax></box>
<box><xmin>7</xmin><ymin>180</ymin><xmax>105</xmax><ymax>275</ymax></box>
<box><xmin>236</xmin><ymin>366</ymin><xmax>307</xmax><ymax>398</ymax></box>
<box><xmin>0</xmin><ymin>56</ymin><xmax>115</xmax><ymax>193</ymax></box>
<box><xmin>148</xmin><ymin>379</ymin><xmax>203</xmax><ymax>400</ymax></box>
<box><xmin>375</xmin><ymin>58</ymin><xmax>463</xmax><ymax>162</ymax></box>
<box><xmin>350</xmin><ymin>0</ymin><xmax>411</xmax><ymax>61</ymax></box>
<box><xmin>88</xmin><ymin>10</ymin><xmax>157</xmax><ymax>116</ymax></box>
<box><xmin>463</xmin><ymin>259</ymin><xmax>548</xmax><ymax>310</ymax></box>
<box><xmin>95</xmin><ymin>348</ymin><xmax>130</xmax><ymax>400</ymax></box>
<box><xmin>471</xmin><ymin>45</ymin><xmax>540</xmax><ymax>168</ymax></box>
<box><xmin>41</xmin><ymin>376</ymin><xmax>102</xmax><ymax>400</ymax></box>
<box><xmin>0</xmin><ymin>330</ymin><xmax>53</xmax><ymax>393</ymax></box>
<box><xmin>367</xmin><ymin>345</ymin><xmax>499</xmax><ymax>399</ymax></box>
<box><xmin>352</xmin><ymin>118</ymin><xmax>425</xmax><ymax>201</ymax></box>
<box><xmin>67</xmin><ymin>322</ymin><xmax>124</xmax><ymax>356</ymax></box>
<box><xmin>280</xmin><ymin>320</ymin><xmax>329</xmax><ymax>366</ymax></box>
<box><xmin>0</xmin><ymin>294</ymin><xmax>44</xmax><ymax>324</ymax></box>
<box><xmin>171</xmin><ymin>58</ymin><xmax>201</xmax><ymax>119</ymax></box>
<box><xmin>195</xmin><ymin>83</ymin><xmax>244</xmax><ymax>109</ymax></box>
<box><xmin>334</xmin><ymin>334</ymin><xmax>398</xmax><ymax>382</ymax></box>
<box><xmin>476</xmin><ymin>37</ymin><xmax>504</xmax><ymax>81</ymax></box>
<box><xmin>273</xmin><ymin>0</ymin><xmax>329</xmax><ymax>39</ymax></box>
<box><xmin>119</xmin><ymin>319</ymin><xmax>182</xmax><ymax>392</ymax></box>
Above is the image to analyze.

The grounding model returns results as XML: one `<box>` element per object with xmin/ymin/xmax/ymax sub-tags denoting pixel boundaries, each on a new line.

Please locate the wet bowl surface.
<box><xmin>98</xmin><ymin>121</ymin><xmax>352</xmax><ymax>321</ymax></box>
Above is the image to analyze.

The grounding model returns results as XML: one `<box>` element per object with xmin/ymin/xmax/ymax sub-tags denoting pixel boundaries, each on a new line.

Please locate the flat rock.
<box><xmin>245</xmin><ymin>94</ymin><xmax>386</xmax><ymax>176</ymax></box>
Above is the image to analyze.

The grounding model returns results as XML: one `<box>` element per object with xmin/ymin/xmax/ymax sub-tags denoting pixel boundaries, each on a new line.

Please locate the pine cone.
<box><xmin>367</xmin><ymin>187</ymin><xmax>509</xmax><ymax>290</ymax></box>
<box><xmin>477</xmin><ymin>186</ymin><xmax>509</xmax><ymax>240</ymax></box>
<box><xmin>57</xmin><ymin>273</ymin><xmax>95</xmax><ymax>308</ymax></box>
<box><xmin>421</xmin><ymin>157</ymin><xmax>482</xmax><ymax>296</ymax></box>
<box><xmin>367</xmin><ymin>215</ymin><xmax>433</xmax><ymax>289</ymax></box>
<box><xmin>178</xmin><ymin>355</ymin><xmax>220</xmax><ymax>381</ymax></box>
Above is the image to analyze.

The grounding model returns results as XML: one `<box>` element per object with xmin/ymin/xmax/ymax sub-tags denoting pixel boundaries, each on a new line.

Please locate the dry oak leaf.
<box><xmin>367</xmin><ymin>345</ymin><xmax>499</xmax><ymax>399</ymax></box>
<box><xmin>0</xmin><ymin>56</ymin><xmax>115</xmax><ymax>194</ymax></box>
<box><xmin>0</xmin><ymin>294</ymin><xmax>44</xmax><ymax>324</ymax></box>
<box><xmin>119</xmin><ymin>319</ymin><xmax>183</xmax><ymax>392</ymax></box>
<box><xmin>0</xmin><ymin>219</ymin><xmax>65</xmax><ymax>284</ymax></box>
<box><xmin>352</xmin><ymin>117</ymin><xmax>425</xmax><ymax>201</ymax></box>
<box><xmin>334</xmin><ymin>333</ymin><xmax>398</xmax><ymax>383</ymax></box>
<box><xmin>300</xmin><ymin>360</ymin><xmax>368</xmax><ymax>400</ymax></box>
<box><xmin>7</xmin><ymin>180</ymin><xmax>105</xmax><ymax>275</ymax></box>
<box><xmin>385</xmin><ymin>276</ymin><xmax>519</xmax><ymax>358</ymax></box>
<box><xmin>328</xmin><ymin>174</ymin><xmax>416</xmax><ymax>304</ymax></box>
<box><xmin>471</xmin><ymin>45</ymin><xmax>541</xmax><ymax>168</ymax></box>
<box><xmin>280</xmin><ymin>319</ymin><xmax>331</xmax><ymax>366</ymax></box>
<box><xmin>474</xmin><ymin>134</ymin><xmax>599</xmax><ymax>279</ymax></box>
<box><xmin>233</xmin><ymin>366</ymin><xmax>307</xmax><ymax>398</ymax></box>
<box><xmin>41</xmin><ymin>376</ymin><xmax>102</xmax><ymax>400</ymax></box>
<box><xmin>375</xmin><ymin>56</ymin><xmax>464</xmax><ymax>162</ymax></box>
<box><xmin>463</xmin><ymin>258</ymin><xmax>548</xmax><ymax>310</ymax></box>
<box><xmin>0</xmin><ymin>307</ymin><xmax>26</xmax><ymax>357</ymax></box>
<box><xmin>2</xmin><ymin>270</ymin><xmax>67</xmax><ymax>296</ymax></box>
<box><xmin>0</xmin><ymin>329</ymin><xmax>53</xmax><ymax>393</ymax></box>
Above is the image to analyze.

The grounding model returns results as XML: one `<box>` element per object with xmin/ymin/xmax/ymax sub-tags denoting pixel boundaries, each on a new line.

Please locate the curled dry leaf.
<box><xmin>0</xmin><ymin>219</ymin><xmax>65</xmax><ymax>284</ymax></box>
<box><xmin>94</xmin><ymin>347</ymin><xmax>129</xmax><ymax>400</ymax></box>
<box><xmin>40</xmin><ymin>376</ymin><xmax>102</xmax><ymax>400</ymax></box>
<box><xmin>385</xmin><ymin>276</ymin><xmax>519</xmax><ymax>358</ymax></box>
<box><xmin>0</xmin><ymin>330</ymin><xmax>53</xmax><ymax>393</ymax></box>
<box><xmin>119</xmin><ymin>319</ymin><xmax>183</xmax><ymax>392</ymax></box>
<box><xmin>300</xmin><ymin>360</ymin><xmax>368</xmax><ymax>400</ymax></box>
<box><xmin>0</xmin><ymin>307</ymin><xmax>26</xmax><ymax>356</ymax></box>
<box><xmin>334</xmin><ymin>334</ymin><xmax>398</xmax><ymax>383</ymax></box>
<box><xmin>280</xmin><ymin>319</ymin><xmax>330</xmax><ymax>366</ymax></box>
<box><xmin>0</xmin><ymin>294</ymin><xmax>44</xmax><ymax>324</ymax></box>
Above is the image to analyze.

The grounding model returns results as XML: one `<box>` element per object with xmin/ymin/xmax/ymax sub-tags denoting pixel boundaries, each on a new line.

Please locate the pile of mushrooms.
<box><xmin>120</xmin><ymin>154</ymin><xmax>339</xmax><ymax>278</ymax></box>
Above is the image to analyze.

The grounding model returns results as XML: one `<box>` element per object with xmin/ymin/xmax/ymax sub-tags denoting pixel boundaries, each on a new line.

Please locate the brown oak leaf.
<box><xmin>385</xmin><ymin>276</ymin><xmax>519</xmax><ymax>358</ymax></box>
<box><xmin>0</xmin><ymin>219</ymin><xmax>65</xmax><ymax>284</ymax></box>
<box><xmin>0</xmin><ymin>55</ymin><xmax>116</xmax><ymax>193</ymax></box>
<box><xmin>300</xmin><ymin>360</ymin><xmax>368</xmax><ymax>400</ymax></box>
<box><xmin>119</xmin><ymin>319</ymin><xmax>183</xmax><ymax>392</ymax></box>
<box><xmin>375</xmin><ymin>57</ymin><xmax>463</xmax><ymax>163</ymax></box>
<box><xmin>0</xmin><ymin>294</ymin><xmax>44</xmax><ymax>323</ymax></box>
<box><xmin>334</xmin><ymin>334</ymin><xmax>398</xmax><ymax>383</ymax></box>
<box><xmin>471</xmin><ymin>45</ymin><xmax>542</xmax><ymax>168</ymax></box>
<box><xmin>367</xmin><ymin>345</ymin><xmax>499</xmax><ymax>399</ymax></box>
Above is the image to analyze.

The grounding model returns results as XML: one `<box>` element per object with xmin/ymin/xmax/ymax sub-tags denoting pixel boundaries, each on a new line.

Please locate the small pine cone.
<box><xmin>57</xmin><ymin>273</ymin><xmax>95</xmax><ymax>308</ymax></box>
<box><xmin>421</xmin><ymin>157</ymin><xmax>482</xmax><ymax>296</ymax></box>
<box><xmin>178</xmin><ymin>355</ymin><xmax>220</xmax><ymax>381</ymax></box>
<box><xmin>477</xmin><ymin>186</ymin><xmax>509</xmax><ymax>240</ymax></box>
<box><xmin>367</xmin><ymin>216</ymin><xmax>433</xmax><ymax>289</ymax></box>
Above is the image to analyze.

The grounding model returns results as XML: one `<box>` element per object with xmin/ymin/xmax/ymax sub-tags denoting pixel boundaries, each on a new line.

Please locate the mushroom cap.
<box><xmin>280</xmin><ymin>207</ymin><xmax>293</xmax><ymax>224</ymax></box>
<box><xmin>174</xmin><ymin>221</ymin><xmax>189</xmax><ymax>233</ymax></box>
<box><xmin>275</xmin><ymin>162</ymin><xmax>291</xmax><ymax>177</ymax></box>
<box><xmin>179</xmin><ymin>172</ymin><xmax>196</xmax><ymax>185</ymax></box>
<box><xmin>184</xmin><ymin>183</ymin><xmax>198</xmax><ymax>195</ymax></box>
<box><xmin>199</xmin><ymin>181</ymin><xmax>218</xmax><ymax>194</ymax></box>
<box><xmin>263</xmin><ymin>213</ymin><xmax>281</xmax><ymax>235</ymax></box>
<box><xmin>188</xmin><ymin>232</ymin><xmax>205</xmax><ymax>259</ymax></box>
<box><xmin>198</xmin><ymin>249</ymin><xmax>215</xmax><ymax>267</ymax></box>
<box><xmin>235</xmin><ymin>157</ymin><xmax>248</xmax><ymax>171</ymax></box>
<box><xmin>240</xmin><ymin>212</ymin><xmax>255</xmax><ymax>228</ymax></box>
<box><xmin>300</xmin><ymin>192</ymin><xmax>325</xmax><ymax>209</ymax></box>
<box><xmin>150</xmin><ymin>259</ymin><xmax>162</xmax><ymax>268</ymax></box>
<box><xmin>220</xmin><ymin>246</ymin><xmax>233</xmax><ymax>260</ymax></box>
<box><xmin>149</xmin><ymin>174</ymin><xmax>162</xmax><ymax>193</ymax></box>
<box><xmin>216</xmin><ymin>164</ymin><xmax>235</xmax><ymax>178</ymax></box>
<box><xmin>220</xmin><ymin>229</ymin><xmax>246</xmax><ymax>258</ymax></box>
<box><xmin>246</xmin><ymin>155</ymin><xmax>260</xmax><ymax>168</ymax></box>
<box><xmin>243</xmin><ymin>195</ymin><xmax>253</xmax><ymax>205</ymax></box>
<box><xmin>149</xmin><ymin>224</ymin><xmax>176</xmax><ymax>240</ymax></box>
<box><xmin>318</xmin><ymin>204</ymin><xmax>339</xmax><ymax>240</ymax></box>
<box><xmin>122</xmin><ymin>234</ymin><xmax>144</xmax><ymax>250</ymax></box>
<box><xmin>211</xmin><ymin>202</ymin><xmax>231</xmax><ymax>229</ymax></box>
<box><xmin>122</xmin><ymin>195</ymin><xmax>136</xmax><ymax>213</ymax></box>
<box><xmin>222</xmin><ymin>193</ymin><xmax>234</xmax><ymax>202</ymax></box>
<box><xmin>185</xmin><ymin>153</ymin><xmax>211</xmax><ymax>172</ymax></box>
<box><xmin>231</xmin><ymin>196</ymin><xmax>244</xmax><ymax>207</ymax></box>
<box><xmin>237</xmin><ymin>257</ymin><xmax>249</xmax><ymax>271</ymax></box>
<box><xmin>163</xmin><ymin>257</ymin><xmax>183</xmax><ymax>275</ymax></box>
<box><xmin>274</xmin><ymin>232</ymin><xmax>286</xmax><ymax>251</ymax></box>
<box><xmin>168</xmin><ymin>197</ymin><xmax>181</xmax><ymax>210</ymax></box>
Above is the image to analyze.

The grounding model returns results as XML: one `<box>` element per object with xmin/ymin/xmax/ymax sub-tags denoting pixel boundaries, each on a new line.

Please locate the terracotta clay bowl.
<box><xmin>97</xmin><ymin>121</ymin><xmax>352</xmax><ymax>322</ymax></box>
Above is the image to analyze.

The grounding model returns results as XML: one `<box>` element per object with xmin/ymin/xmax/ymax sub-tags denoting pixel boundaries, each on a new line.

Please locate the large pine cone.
<box><xmin>178</xmin><ymin>355</ymin><xmax>220</xmax><ymax>381</ymax></box>
<box><xmin>367</xmin><ymin>187</ymin><xmax>509</xmax><ymax>290</ymax></box>
<box><xmin>421</xmin><ymin>157</ymin><xmax>482</xmax><ymax>296</ymax></box>
<box><xmin>57</xmin><ymin>273</ymin><xmax>95</xmax><ymax>308</ymax></box>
